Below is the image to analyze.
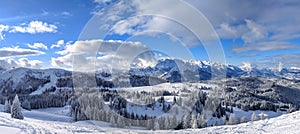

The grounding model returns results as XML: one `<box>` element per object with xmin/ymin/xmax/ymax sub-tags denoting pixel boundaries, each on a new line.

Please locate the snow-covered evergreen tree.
<box><xmin>11</xmin><ymin>95</ymin><xmax>24</xmax><ymax>120</ymax></box>
<box><xmin>116</xmin><ymin>116</ymin><xmax>125</xmax><ymax>128</ymax></box>
<box><xmin>147</xmin><ymin>119</ymin><xmax>154</xmax><ymax>130</ymax></box>
<box><xmin>162</xmin><ymin>103</ymin><xmax>167</xmax><ymax>112</ymax></box>
<box><xmin>171</xmin><ymin>115</ymin><xmax>178</xmax><ymax>129</ymax></box>
<box><xmin>173</xmin><ymin>96</ymin><xmax>177</xmax><ymax>105</ymax></box>
<box><xmin>85</xmin><ymin>106</ymin><xmax>92</xmax><ymax>119</ymax></box>
<box><xmin>175</xmin><ymin>106</ymin><xmax>179</xmax><ymax>114</ymax></box>
<box><xmin>221</xmin><ymin>115</ymin><xmax>227</xmax><ymax>125</ymax></box>
<box><xmin>110</xmin><ymin>114</ymin><xmax>116</xmax><ymax>127</ymax></box>
<box><xmin>109</xmin><ymin>97</ymin><xmax>112</xmax><ymax>106</ymax></box>
<box><xmin>159</xmin><ymin>117</ymin><xmax>166</xmax><ymax>129</ymax></box>
<box><xmin>190</xmin><ymin>114</ymin><xmax>197</xmax><ymax>128</ymax></box>
<box><xmin>251</xmin><ymin>112</ymin><xmax>257</xmax><ymax>121</ymax></box>
<box><xmin>164</xmin><ymin>116</ymin><xmax>170</xmax><ymax>129</ymax></box>
<box><xmin>240</xmin><ymin>116</ymin><xmax>247</xmax><ymax>123</ymax></box>
<box><xmin>4</xmin><ymin>100</ymin><xmax>11</xmax><ymax>113</ymax></box>
<box><xmin>153</xmin><ymin>119</ymin><xmax>160</xmax><ymax>130</ymax></box>
<box><xmin>228</xmin><ymin>113</ymin><xmax>237</xmax><ymax>125</ymax></box>
<box><xmin>22</xmin><ymin>99</ymin><xmax>31</xmax><ymax>111</ymax></box>
<box><xmin>260</xmin><ymin>112</ymin><xmax>266</xmax><ymax>120</ymax></box>
<box><xmin>106</xmin><ymin>110</ymin><xmax>111</xmax><ymax>122</ymax></box>
<box><xmin>182</xmin><ymin>112</ymin><xmax>190</xmax><ymax>129</ymax></box>
<box><xmin>192</xmin><ymin>118</ymin><xmax>198</xmax><ymax>129</ymax></box>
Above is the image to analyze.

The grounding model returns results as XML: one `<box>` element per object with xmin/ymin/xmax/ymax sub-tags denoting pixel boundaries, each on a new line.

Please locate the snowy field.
<box><xmin>120</xmin><ymin>82</ymin><xmax>217</xmax><ymax>93</ymax></box>
<box><xmin>0</xmin><ymin>104</ymin><xmax>299</xmax><ymax>134</ymax></box>
<box><xmin>167</xmin><ymin>110</ymin><xmax>300</xmax><ymax>134</ymax></box>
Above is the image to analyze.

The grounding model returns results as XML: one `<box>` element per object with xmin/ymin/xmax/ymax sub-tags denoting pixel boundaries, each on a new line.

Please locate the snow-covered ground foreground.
<box><xmin>0</xmin><ymin>111</ymin><xmax>103</xmax><ymax>133</ymax></box>
<box><xmin>0</xmin><ymin>106</ymin><xmax>299</xmax><ymax>133</ymax></box>
<box><xmin>151</xmin><ymin>110</ymin><xmax>300</xmax><ymax>134</ymax></box>
<box><xmin>0</xmin><ymin>126</ymin><xmax>22</xmax><ymax>134</ymax></box>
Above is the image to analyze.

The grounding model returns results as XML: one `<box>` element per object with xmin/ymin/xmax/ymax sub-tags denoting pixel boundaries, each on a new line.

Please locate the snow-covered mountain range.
<box><xmin>129</xmin><ymin>58</ymin><xmax>300</xmax><ymax>83</ymax></box>
<box><xmin>0</xmin><ymin>58</ymin><xmax>299</xmax><ymax>96</ymax></box>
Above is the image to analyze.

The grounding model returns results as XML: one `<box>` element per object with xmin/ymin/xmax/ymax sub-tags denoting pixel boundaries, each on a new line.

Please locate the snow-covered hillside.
<box><xmin>0</xmin><ymin>67</ymin><xmax>72</xmax><ymax>95</ymax></box>
<box><xmin>0</xmin><ymin>105</ymin><xmax>299</xmax><ymax>134</ymax></box>
<box><xmin>155</xmin><ymin>110</ymin><xmax>300</xmax><ymax>134</ymax></box>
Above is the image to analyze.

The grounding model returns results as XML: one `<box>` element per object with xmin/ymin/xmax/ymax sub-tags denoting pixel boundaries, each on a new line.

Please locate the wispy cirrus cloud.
<box><xmin>61</xmin><ymin>11</ymin><xmax>72</xmax><ymax>17</ymax></box>
<box><xmin>233</xmin><ymin>41</ymin><xmax>299</xmax><ymax>53</ymax></box>
<box><xmin>250</xmin><ymin>53</ymin><xmax>300</xmax><ymax>69</ymax></box>
<box><xmin>0</xmin><ymin>47</ymin><xmax>45</xmax><ymax>59</ymax></box>
<box><xmin>0</xmin><ymin>24</ymin><xmax>9</xmax><ymax>40</ymax></box>
<box><xmin>240</xmin><ymin>54</ymin><xmax>260</xmax><ymax>58</ymax></box>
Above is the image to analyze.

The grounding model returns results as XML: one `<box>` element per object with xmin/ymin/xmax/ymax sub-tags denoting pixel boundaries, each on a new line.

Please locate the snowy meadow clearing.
<box><xmin>0</xmin><ymin>105</ymin><xmax>299</xmax><ymax>134</ymax></box>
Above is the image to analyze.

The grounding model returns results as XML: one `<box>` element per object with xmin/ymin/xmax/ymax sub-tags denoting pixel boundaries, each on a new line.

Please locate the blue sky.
<box><xmin>0</xmin><ymin>0</ymin><xmax>300</xmax><ymax>71</ymax></box>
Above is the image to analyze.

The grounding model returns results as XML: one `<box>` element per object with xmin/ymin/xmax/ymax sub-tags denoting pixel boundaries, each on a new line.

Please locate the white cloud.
<box><xmin>250</xmin><ymin>53</ymin><xmax>300</xmax><ymax>69</ymax></box>
<box><xmin>51</xmin><ymin>40</ymin><xmax>66</xmax><ymax>49</ymax></box>
<box><xmin>0</xmin><ymin>20</ymin><xmax>57</xmax><ymax>40</ymax></box>
<box><xmin>92</xmin><ymin>0</ymin><xmax>219</xmax><ymax>47</ymax></box>
<box><xmin>51</xmin><ymin>39</ymin><xmax>152</xmax><ymax>72</ymax></box>
<box><xmin>240</xmin><ymin>54</ymin><xmax>260</xmax><ymax>58</ymax></box>
<box><xmin>0</xmin><ymin>47</ymin><xmax>45</xmax><ymax>59</ymax></box>
<box><xmin>0</xmin><ymin>58</ymin><xmax>42</xmax><ymax>69</ymax></box>
<box><xmin>180</xmin><ymin>0</ymin><xmax>300</xmax><ymax>53</ymax></box>
<box><xmin>216</xmin><ymin>23</ymin><xmax>246</xmax><ymax>39</ymax></box>
<box><xmin>42</xmin><ymin>10</ymin><xmax>49</xmax><ymax>16</ymax></box>
<box><xmin>233</xmin><ymin>41</ymin><xmax>299</xmax><ymax>53</ymax></box>
<box><xmin>27</xmin><ymin>42</ymin><xmax>48</xmax><ymax>50</ymax></box>
<box><xmin>216</xmin><ymin>20</ymin><xmax>268</xmax><ymax>43</ymax></box>
<box><xmin>9</xmin><ymin>21</ymin><xmax>57</xmax><ymax>34</ymax></box>
<box><xmin>51</xmin><ymin>54</ymin><xmax>73</xmax><ymax>67</ymax></box>
<box><xmin>56</xmin><ymin>39</ymin><xmax>145</xmax><ymax>55</ymax></box>
<box><xmin>16</xmin><ymin>58</ymin><xmax>42</xmax><ymax>68</ymax></box>
<box><xmin>94</xmin><ymin>0</ymin><xmax>112</xmax><ymax>3</ymax></box>
<box><xmin>111</xmin><ymin>16</ymin><xmax>201</xmax><ymax>47</ymax></box>
<box><xmin>215</xmin><ymin>19</ymin><xmax>300</xmax><ymax>53</ymax></box>
<box><xmin>242</xmin><ymin>19</ymin><xmax>268</xmax><ymax>44</ymax></box>
<box><xmin>0</xmin><ymin>24</ymin><xmax>9</xmax><ymax>40</ymax></box>
<box><xmin>61</xmin><ymin>11</ymin><xmax>72</xmax><ymax>17</ymax></box>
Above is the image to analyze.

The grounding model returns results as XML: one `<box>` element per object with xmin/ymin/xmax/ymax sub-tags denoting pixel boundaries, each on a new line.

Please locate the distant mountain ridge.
<box><xmin>0</xmin><ymin>58</ymin><xmax>299</xmax><ymax>95</ymax></box>
<box><xmin>129</xmin><ymin>58</ymin><xmax>300</xmax><ymax>83</ymax></box>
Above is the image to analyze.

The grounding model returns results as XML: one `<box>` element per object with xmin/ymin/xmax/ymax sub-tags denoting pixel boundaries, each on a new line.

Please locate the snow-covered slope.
<box><xmin>0</xmin><ymin>67</ymin><xmax>117</xmax><ymax>95</ymax></box>
<box><xmin>0</xmin><ymin>68</ymin><xmax>72</xmax><ymax>95</ymax></box>
<box><xmin>164</xmin><ymin>110</ymin><xmax>300</xmax><ymax>134</ymax></box>
<box><xmin>0</xmin><ymin>105</ymin><xmax>299</xmax><ymax>133</ymax></box>
<box><xmin>0</xmin><ymin>67</ymin><xmax>5</xmax><ymax>73</ymax></box>
<box><xmin>108</xmin><ymin>110</ymin><xmax>300</xmax><ymax>133</ymax></box>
